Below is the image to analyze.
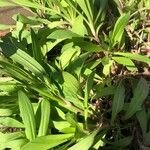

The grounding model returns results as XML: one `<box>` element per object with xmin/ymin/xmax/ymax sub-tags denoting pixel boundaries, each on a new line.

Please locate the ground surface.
<box><xmin>0</xmin><ymin>7</ymin><xmax>31</xmax><ymax>24</ymax></box>
<box><xmin>0</xmin><ymin>7</ymin><xmax>31</xmax><ymax>36</ymax></box>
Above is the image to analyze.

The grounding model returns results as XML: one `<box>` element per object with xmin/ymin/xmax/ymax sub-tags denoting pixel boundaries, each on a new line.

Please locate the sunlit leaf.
<box><xmin>0</xmin><ymin>38</ymin><xmax>46</xmax><ymax>76</ymax></box>
<box><xmin>110</xmin><ymin>13</ymin><xmax>130</xmax><ymax>48</ymax></box>
<box><xmin>62</xmin><ymin>72</ymin><xmax>83</xmax><ymax>109</ymax></box>
<box><xmin>13</xmin><ymin>14</ymin><xmax>40</xmax><ymax>25</ymax></box>
<box><xmin>0</xmin><ymin>132</ymin><xmax>26</xmax><ymax>150</ymax></box>
<box><xmin>0</xmin><ymin>24</ymin><xmax>15</xmax><ymax>30</ymax></box>
<box><xmin>114</xmin><ymin>52</ymin><xmax>150</xmax><ymax>63</ymax></box>
<box><xmin>60</xmin><ymin>44</ymin><xmax>80</xmax><ymax>69</ymax></box>
<box><xmin>48</xmin><ymin>30</ymin><xmax>81</xmax><ymax>39</ymax></box>
<box><xmin>112</xmin><ymin>56</ymin><xmax>136</xmax><ymax>71</ymax></box>
<box><xmin>18</xmin><ymin>90</ymin><xmax>36</xmax><ymax>140</ymax></box>
<box><xmin>38</xmin><ymin>99</ymin><xmax>50</xmax><ymax>137</ymax></box>
<box><xmin>0</xmin><ymin>117</ymin><xmax>24</xmax><ymax>128</ymax></box>
<box><xmin>21</xmin><ymin>134</ymin><xmax>74</xmax><ymax>150</ymax></box>
<box><xmin>72</xmin><ymin>16</ymin><xmax>87</xmax><ymax>36</ymax></box>
<box><xmin>84</xmin><ymin>71</ymin><xmax>95</xmax><ymax>123</ymax></box>
<box><xmin>31</xmin><ymin>29</ymin><xmax>43</xmax><ymax>62</ymax></box>
<box><xmin>68</xmin><ymin>130</ymin><xmax>98</xmax><ymax>150</ymax></box>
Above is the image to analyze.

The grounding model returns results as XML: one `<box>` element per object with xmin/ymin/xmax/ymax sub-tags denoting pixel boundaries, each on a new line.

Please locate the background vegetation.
<box><xmin>0</xmin><ymin>0</ymin><xmax>150</xmax><ymax>149</ymax></box>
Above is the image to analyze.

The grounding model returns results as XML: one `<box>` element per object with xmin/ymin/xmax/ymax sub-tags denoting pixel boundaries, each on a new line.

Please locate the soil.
<box><xmin>0</xmin><ymin>7</ymin><xmax>32</xmax><ymax>36</ymax></box>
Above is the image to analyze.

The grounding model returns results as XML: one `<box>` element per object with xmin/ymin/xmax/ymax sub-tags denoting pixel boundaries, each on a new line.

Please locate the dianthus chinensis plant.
<box><xmin>0</xmin><ymin>0</ymin><xmax>150</xmax><ymax>149</ymax></box>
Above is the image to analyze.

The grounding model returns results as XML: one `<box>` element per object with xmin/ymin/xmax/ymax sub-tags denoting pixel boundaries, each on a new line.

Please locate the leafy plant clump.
<box><xmin>0</xmin><ymin>0</ymin><xmax>150</xmax><ymax>149</ymax></box>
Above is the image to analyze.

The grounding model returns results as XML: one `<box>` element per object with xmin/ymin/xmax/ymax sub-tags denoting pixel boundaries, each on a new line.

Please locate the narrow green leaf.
<box><xmin>60</xmin><ymin>45</ymin><xmax>80</xmax><ymax>69</ymax></box>
<box><xmin>11</xmin><ymin>0</ymin><xmax>53</xmax><ymax>13</ymax></box>
<box><xmin>0</xmin><ymin>38</ymin><xmax>46</xmax><ymax>76</ymax></box>
<box><xmin>83</xmin><ymin>68</ymin><xmax>102</xmax><ymax>80</ymax></box>
<box><xmin>55</xmin><ymin>107</ymin><xmax>66</xmax><ymax>120</ymax></box>
<box><xmin>114</xmin><ymin>52</ymin><xmax>150</xmax><ymax>63</ymax></box>
<box><xmin>31</xmin><ymin>29</ymin><xmax>42</xmax><ymax>62</ymax></box>
<box><xmin>61</xmin><ymin>128</ymin><xmax>75</xmax><ymax>134</ymax></box>
<box><xmin>84</xmin><ymin>71</ymin><xmax>95</xmax><ymax>102</ymax></box>
<box><xmin>112</xmin><ymin>56</ymin><xmax>136</xmax><ymax>71</ymax></box>
<box><xmin>111</xmin><ymin>82</ymin><xmax>125</xmax><ymax>124</ymax></box>
<box><xmin>5</xmin><ymin>139</ymin><xmax>28</xmax><ymax>150</ymax></box>
<box><xmin>0</xmin><ymin>131</ymin><xmax>24</xmax><ymax>142</ymax></box>
<box><xmin>0</xmin><ymin>117</ymin><xmax>24</xmax><ymax>128</ymax></box>
<box><xmin>94</xmin><ymin>85</ymin><xmax>116</xmax><ymax>99</ymax></box>
<box><xmin>0</xmin><ymin>132</ymin><xmax>26</xmax><ymax>149</ymax></box>
<box><xmin>0</xmin><ymin>24</ymin><xmax>15</xmax><ymax>30</ymax></box>
<box><xmin>75</xmin><ymin>0</ymin><xmax>93</xmax><ymax>21</ymax></box>
<box><xmin>13</xmin><ymin>14</ymin><xmax>40</xmax><ymax>25</ymax></box>
<box><xmin>136</xmin><ymin>108</ymin><xmax>147</xmax><ymax>136</ymax></box>
<box><xmin>74</xmin><ymin>39</ymin><xmax>104</xmax><ymax>52</ymax></box>
<box><xmin>68</xmin><ymin>130</ymin><xmax>98</xmax><ymax>150</ymax></box>
<box><xmin>72</xmin><ymin>16</ymin><xmax>87</xmax><ymax>36</ymax></box>
<box><xmin>62</xmin><ymin>72</ymin><xmax>83</xmax><ymax>109</ymax></box>
<box><xmin>47</xmin><ymin>20</ymin><xmax>66</xmax><ymax>29</ymax></box>
<box><xmin>110</xmin><ymin>13</ymin><xmax>130</xmax><ymax>48</ymax></box>
<box><xmin>21</xmin><ymin>134</ymin><xmax>74</xmax><ymax>150</ymax></box>
<box><xmin>0</xmin><ymin>108</ymin><xmax>16</xmax><ymax>117</ymax></box>
<box><xmin>0</xmin><ymin>78</ymin><xmax>19</xmax><ymax>94</ymax></box>
<box><xmin>52</xmin><ymin>121</ymin><xmax>71</xmax><ymax>131</ymax></box>
<box><xmin>11</xmin><ymin>0</ymin><xmax>70</xmax><ymax>21</ymax></box>
<box><xmin>68</xmin><ymin>52</ymin><xmax>89</xmax><ymax>77</ymax></box>
<box><xmin>18</xmin><ymin>90</ymin><xmax>36</xmax><ymax>140</ymax></box>
<box><xmin>38</xmin><ymin>99</ymin><xmax>50</xmax><ymax>137</ymax></box>
<box><xmin>84</xmin><ymin>71</ymin><xmax>95</xmax><ymax>124</ymax></box>
<box><xmin>102</xmin><ymin>57</ymin><xmax>113</xmax><ymax>76</ymax></box>
<box><xmin>0</xmin><ymin>61</ymin><xmax>33</xmax><ymax>82</ymax></box>
<box><xmin>125</xmin><ymin>78</ymin><xmax>149</xmax><ymax>119</ymax></box>
<box><xmin>93</xmin><ymin>132</ymin><xmax>106</xmax><ymax>149</ymax></box>
<box><xmin>66</xmin><ymin>113</ymin><xmax>84</xmax><ymax>134</ymax></box>
<box><xmin>48</xmin><ymin>30</ymin><xmax>81</xmax><ymax>39</ymax></box>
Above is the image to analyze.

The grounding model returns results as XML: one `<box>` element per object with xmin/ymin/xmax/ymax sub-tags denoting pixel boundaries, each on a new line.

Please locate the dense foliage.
<box><xmin>0</xmin><ymin>0</ymin><xmax>150</xmax><ymax>149</ymax></box>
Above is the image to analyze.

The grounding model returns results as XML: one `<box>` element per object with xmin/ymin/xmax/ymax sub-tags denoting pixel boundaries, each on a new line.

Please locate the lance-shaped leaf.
<box><xmin>136</xmin><ymin>108</ymin><xmax>147</xmax><ymax>136</ymax></box>
<box><xmin>0</xmin><ymin>38</ymin><xmax>46</xmax><ymax>77</ymax></box>
<box><xmin>110</xmin><ymin>13</ymin><xmax>130</xmax><ymax>48</ymax></box>
<box><xmin>0</xmin><ymin>132</ymin><xmax>26</xmax><ymax>150</ymax></box>
<box><xmin>114</xmin><ymin>52</ymin><xmax>150</xmax><ymax>63</ymax></box>
<box><xmin>125</xmin><ymin>78</ymin><xmax>149</xmax><ymax>119</ymax></box>
<box><xmin>112</xmin><ymin>56</ymin><xmax>136</xmax><ymax>71</ymax></box>
<box><xmin>0</xmin><ymin>61</ymin><xmax>33</xmax><ymax>82</ymax></box>
<box><xmin>72</xmin><ymin>16</ymin><xmax>87</xmax><ymax>36</ymax></box>
<box><xmin>111</xmin><ymin>82</ymin><xmax>125</xmax><ymax>125</ymax></box>
<box><xmin>0</xmin><ymin>117</ymin><xmax>24</xmax><ymax>128</ymax></box>
<box><xmin>21</xmin><ymin>134</ymin><xmax>74</xmax><ymax>150</ymax></box>
<box><xmin>48</xmin><ymin>29</ymin><xmax>81</xmax><ymax>39</ymax></box>
<box><xmin>62</xmin><ymin>72</ymin><xmax>83</xmax><ymax>109</ymax></box>
<box><xmin>0</xmin><ymin>24</ymin><xmax>15</xmax><ymax>31</ymax></box>
<box><xmin>31</xmin><ymin>29</ymin><xmax>43</xmax><ymax>62</ymax></box>
<box><xmin>18</xmin><ymin>90</ymin><xmax>36</xmax><ymax>140</ymax></box>
<box><xmin>38</xmin><ymin>99</ymin><xmax>50</xmax><ymax>137</ymax></box>
<box><xmin>84</xmin><ymin>71</ymin><xmax>95</xmax><ymax>124</ymax></box>
<box><xmin>68</xmin><ymin>130</ymin><xmax>98</xmax><ymax>150</ymax></box>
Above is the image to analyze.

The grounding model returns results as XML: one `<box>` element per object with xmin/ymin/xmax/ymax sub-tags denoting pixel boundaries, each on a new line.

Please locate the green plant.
<box><xmin>0</xmin><ymin>0</ymin><xmax>150</xmax><ymax>149</ymax></box>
